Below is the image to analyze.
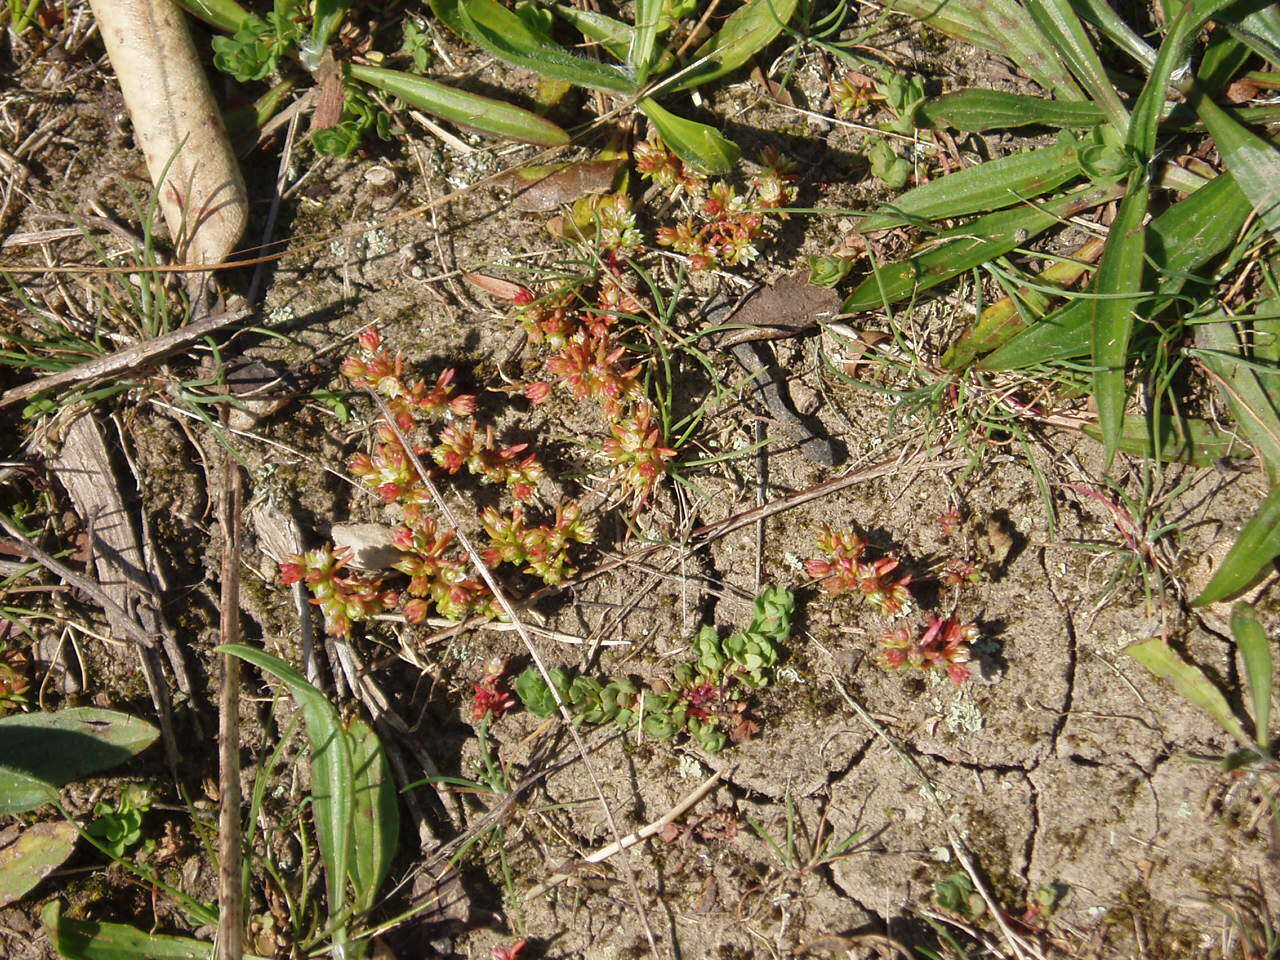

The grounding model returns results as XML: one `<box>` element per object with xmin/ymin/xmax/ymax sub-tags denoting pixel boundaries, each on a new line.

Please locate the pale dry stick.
<box><xmin>364</xmin><ymin>390</ymin><xmax>664</xmax><ymax>960</ymax></box>
<box><xmin>246</xmin><ymin>108</ymin><xmax>301</xmax><ymax>305</ymax></box>
<box><xmin>522</xmin><ymin>767</ymin><xmax>725</xmax><ymax>902</ymax></box>
<box><xmin>0</xmin><ymin>518</ymin><xmax>156</xmax><ymax>649</ymax></box>
<box><xmin>830</xmin><ymin>676</ymin><xmax>1043</xmax><ymax>960</ymax></box>
<box><xmin>0</xmin><ymin>305</ymin><xmax>250</xmax><ymax>408</ymax></box>
<box><xmin>216</xmin><ymin>442</ymin><xmax>245</xmax><ymax>960</ymax></box>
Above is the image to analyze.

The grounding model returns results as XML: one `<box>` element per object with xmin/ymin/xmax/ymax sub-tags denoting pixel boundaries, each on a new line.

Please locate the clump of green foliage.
<box><xmin>514</xmin><ymin>585</ymin><xmax>794</xmax><ymax>753</ymax></box>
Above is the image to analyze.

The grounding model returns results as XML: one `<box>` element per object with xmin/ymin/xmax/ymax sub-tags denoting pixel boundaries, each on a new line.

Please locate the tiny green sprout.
<box><xmin>934</xmin><ymin>871</ymin><xmax>985</xmax><ymax>920</ymax></box>
<box><xmin>86</xmin><ymin>784</ymin><xmax>153</xmax><ymax>859</ymax></box>
<box><xmin>514</xmin><ymin>667</ymin><xmax>570</xmax><ymax>718</ymax></box>
<box><xmin>401</xmin><ymin>21</ymin><xmax>433</xmax><ymax>73</ymax></box>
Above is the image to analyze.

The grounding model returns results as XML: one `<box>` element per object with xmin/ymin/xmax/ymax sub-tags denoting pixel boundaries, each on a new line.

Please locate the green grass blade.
<box><xmin>40</xmin><ymin>901</ymin><xmax>268</xmax><ymax>960</ymax></box>
<box><xmin>552</xmin><ymin>4</ymin><xmax>632</xmax><ymax>61</ymax></box>
<box><xmin>346</xmin><ymin>717</ymin><xmax>400</xmax><ymax>915</ymax></box>
<box><xmin>171</xmin><ymin>0</ymin><xmax>253</xmax><ymax>32</ymax></box>
<box><xmin>1126</xmin><ymin>637</ymin><xmax>1251</xmax><ymax>746</ymax></box>
<box><xmin>857</xmin><ymin>137</ymin><xmax>1083</xmax><ymax>231</ymax></box>
<box><xmin>630</xmin><ymin>0</ymin><xmax>663</xmax><ymax>81</ymax></box>
<box><xmin>301</xmin><ymin>0</ymin><xmax>353</xmax><ymax>68</ymax></box>
<box><xmin>669</xmin><ymin>0</ymin><xmax>799</xmax><ymax>92</ymax></box>
<box><xmin>217</xmin><ymin>645</ymin><xmax>354</xmax><ymax>944</ymax></box>
<box><xmin>349</xmin><ymin>64</ymin><xmax>569</xmax><ymax>146</ymax></box>
<box><xmin>842</xmin><ymin>180</ymin><xmax>1124</xmax><ymax>313</ymax></box>
<box><xmin>1067</xmin><ymin>0</ymin><xmax>1156</xmax><ymax>70</ymax></box>
<box><xmin>1023</xmin><ymin>0</ymin><xmax>1129</xmax><ymax>126</ymax></box>
<box><xmin>0</xmin><ymin>765</ymin><xmax>59</xmax><ymax>816</ymax></box>
<box><xmin>1227</xmin><ymin>4</ymin><xmax>1280</xmax><ymax>69</ymax></box>
<box><xmin>1193</xmin><ymin>320</ymin><xmax>1280</xmax><ymax>480</ymax></box>
<box><xmin>1229</xmin><ymin>602</ymin><xmax>1273</xmax><ymax>750</ymax></box>
<box><xmin>968</xmin><ymin>0</ymin><xmax>1084</xmax><ymax>99</ymax></box>
<box><xmin>430</xmin><ymin>0</ymin><xmax>638</xmax><ymax>93</ymax></box>
<box><xmin>1080</xmin><ymin>414</ymin><xmax>1246</xmax><ymax>466</ymax></box>
<box><xmin>638</xmin><ymin>98</ymin><xmax>740</xmax><ymax>173</ymax></box>
<box><xmin>1194</xmin><ymin>95</ymin><xmax>1280</xmax><ymax>241</ymax></box>
<box><xmin>917</xmin><ymin>90</ymin><xmax>1106</xmax><ymax>131</ymax></box>
<box><xmin>1194</xmin><ymin>486</ymin><xmax>1280</xmax><ymax>605</ymax></box>
<box><xmin>982</xmin><ymin>171</ymin><xmax>1252</xmax><ymax>369</ymax></box>
<box><xmin>1089</xmin><ymin>169</ymin><xmax>1150</xmax><ymax>469</ymax></box>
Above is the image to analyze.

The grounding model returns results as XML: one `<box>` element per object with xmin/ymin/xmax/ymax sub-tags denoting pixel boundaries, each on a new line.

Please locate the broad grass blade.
<box><xmin>670</xmin><ymin>0</ymin><xmax>799</xmax><ymax>92</ymax></box>
<box><xmin>1067</xmin><ymin>0</ymin><xmax>1155</xmax><ymax>69</ymax></box>
<box><xmin>1194</xmin><ymin>486</ymin><xmax>1280</xmax><ymax>605</ymax></box>
<box><xmin>553</xmin><ymin>4</ymin><xmax>631</xmax><ymax>61</ymax></box>
<box><xmin>1126</xmin><ymin>637</ymin><xmax>1251</xmax><ymax>746</ymax></box>
<box><xmin>350</xmin><ymin>64</ymin><xmax>569</xmax><ymax>146</ymax></box>
<box><xmin>431</xmin><ymin>0</ymin><xmax>638</xmax><ymax>93</ymax></box>
<box><xmin>856</xmin><ymin>137</ymin><xmax>1083</xmax><ymax>231</ymax></box>
<box><xmin>302</xmin><ymin>0</ymin><xmax>353</xmax><ymax>68</ymax></box>
<box><xmin>638</xmin><ymin>98</ymin><xmax>740</xmax><ymax>173</ymax></box>
<box><xmin>218</xmin><ymin>645</ymin><xmax>354</xmax><ymax>945</ymax></box>
<box><xmin>1227</xmin><ymin>4</ymin><xmax>1280</xmax><ymax>69</ymax></box>
<box><xmin>981</xmin><ymin>171</ymin><xmax>1252</xmax><ymax>369</ymax></box>
<box><xmin>1080</xmin><ymin>414</ymin><xmax>1246</xmax><ymax>466</ymax></box>
<box><xmin>1193</xmin><ymin>320</ymin><xmax>1280</xmax><ymax>480</ymax></box>
<box><xmin>40</xmin><ymin>901</ymin><xmax>265</xmax><ymax>960</ymax></box>
<box><xmin>1195</xmin><ymin>95</ymin><xmax>1280</xmax><ymax>240</ymax></box>
<box><xmin>918</xmin><ymin>90</ymin><xmax>1105</xmax><ymax>131</ymax></box>
<box><xmin>346</xmin><ymin>717</ymin><xmax>400</xmax><ymax>915</ymax></box>
<box><xmin>171</xmin><ymin>0</ymin><xmax>252</xmax><ymax>32</ymax></box>
<box><xmin>0</xmin><ymin>708</ymin><xmax>158</xmax><ymax>790</ymax></box>
<box><xmin>842</xmin><ymin>180</ymin><xmax>1124</xmax><ymax>313</ymax></box>
<box><xmin>1230</xmin><ymin>602</ymin><xmax>1273</xmax><ymax>749</ymax></box>
<box><xmin>1023</xmin><ymin>0</ymin><xmax>1129</xmax><ymax>125</ymax></box>
<box><xmin>0</xmin><ymin>765</ymin><xmax>58</xmax><ymax>816</ymax></box>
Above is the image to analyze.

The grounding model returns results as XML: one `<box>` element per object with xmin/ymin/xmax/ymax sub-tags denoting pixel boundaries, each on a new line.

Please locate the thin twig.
<box><xmin>365</xmin><ymin>390</ymin><xmax>665</xmax><ymax>960</ymax></box>
<box><xmin>0</xmin><ymin>305</ymin><xmax>251</xmax><ymax>408</ymax></box>
<box><xmin>216</xmin><ymin>440</ymin><xmax>245</xmax><ymax>960</ymax></box>
<box><xmin>523</xmin><ymin>767</ymin><xmax>724</xmax><ymax>901</ymax></box>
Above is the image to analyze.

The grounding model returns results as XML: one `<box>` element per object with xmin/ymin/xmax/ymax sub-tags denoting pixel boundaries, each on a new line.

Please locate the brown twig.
<box><xmin>216</xmin><ymin>440</ymin><xmax>245</xmax><ymax>960</ymax></box>
<box><xmin>0</xmin><ymin>305</ymin><xmax>250</xmax><ymax>409</ymax></box>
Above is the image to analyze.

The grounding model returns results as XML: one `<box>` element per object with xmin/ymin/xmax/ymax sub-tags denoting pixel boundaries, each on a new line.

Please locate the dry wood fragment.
<box><xmin>216</xmin><ymin>441</ymin><xmax>244</xmax><ymax>960</ymax></box>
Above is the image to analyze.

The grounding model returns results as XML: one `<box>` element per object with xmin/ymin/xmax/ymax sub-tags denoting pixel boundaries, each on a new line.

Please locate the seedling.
<box><xmin>86</xmin><ymin>784</ymin><xmax>153</xmax><ymax>859</ymax></box>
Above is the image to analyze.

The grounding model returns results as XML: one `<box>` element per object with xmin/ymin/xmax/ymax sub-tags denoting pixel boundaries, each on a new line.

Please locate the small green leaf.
<box><xmin>669</xmin><ymin>0</ymin><xmax>799</xmax><ymax>92</ymax></box>
<box><xmin>1195</xmin><ymin>95</ymin><xmax>1280</xmax><ymax>242</ymax></box>
<box><xmin>515</xmin><ymin>666</ymin><xmax>570</xmax><ymax>717</ymax></box>
<box><xmin>346</xmin><ymin>717</ymin><xmax>400</xmax><ymax>915</ymax></box>
<box><xmin>0</xmin><ymin>765</ymin><xmax>58</xmax><ymax>816</ymax></box>
<box><xmin>629</xmin><ymin>0</ymin><xmax>663</xmax><ymax>81</ymax></box>
<box><xmin>1194</xmin><ymin>487</ymin><xmax>1280</xmax><ymax>606</ymax></box>
<box><xmin>0</xmin><ymin>822</ymin><xmax>78</xmax><ymax>908</ymax></box>
<box><xmin>917</xmin><ymin>89</ymin><xmax>1106</xmax><ymax>131</ymax></box>
<box><xmin>349</xmin><ymin>64</ymin><xmax>569</xmax><ymax>146</ymax></box>
<box><xmin>300</xmin><ymin>0</ymin><xmax>353</xmax><ymax>70</ymax></box>
<box><xmin>1229</xmin><ymin>602</ymin><xmax>1273</xmax><ymax>750</ymax></box>
<box><xmin>1126</xmin><ymin>637</ymin><xmax>1250</xmax><ymax>747</ymax></box>
<box><xmin>638</xmin><ymin>98</ymin><xmax>740</xmax><ymax>174</ymax></box>
<box><xmin>0</xmin><ymin>708</ymin><xmax>158</xmax><ymax>791</ymax></box>
<box><xmin>857</xmin><ymin>137</ymin><xmax>1082</xmax><ymax>232</ymax></box>
<box><xmin>1023</xmin><ymin>0</ymin><xmax>1129</xmax><ymax>127</ymax></box>
<box><xmin>217</xmin><ymin>645</ymin><xmax>353</xmax><ymax>949</ymax></box>
<box><xmin>171</xmin><ymin>0</ymin><xmax>253</xmax><ymax>33</ymax></box>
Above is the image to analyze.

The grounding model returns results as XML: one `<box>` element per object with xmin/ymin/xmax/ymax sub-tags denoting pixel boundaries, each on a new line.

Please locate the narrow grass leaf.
<box><xmin>962</xmin><ymin>0</ymin><xmax>1084</xmax><ymax>99</ymax></box>
<box><xmin>350</xmin><ymin>64</ymin><xmax>568</xmax><ymax>146</ymax></box>
<box><xmin>1023</xmin><ymin>0</ymin><xmax>1129</xmax><ymax>125</ymax></box>
<box><xmin>302</xmin><ymin>0</ymin><xmax>353</xmax><ymax>68</ymax></box>
<box><xmin>638</xmin><ymin>98</ymin><xmax>740</xmax><ymax>173</ymax></box>
<box><xmin>1080</xmin><ymin>414</ymin><xmax>1246</xmax><ymax>466</ymax></box>
<box><xmin>918</xmin><ymin>90</ymin><xmax>1105</xmax><ymax>131</ymax></box>
<box><xmin>1067</xmin><ymin>0</ymin><xmax>1155</xmax><ymax>69</ymax></box>
<box><xmin>217</xmin><ymin>645</ymin><xmax>354</xmax><ymax>941</ymax></box>
<box><xmin>552</xmin><ymin>4</ymin><xmax>632</xmax><ymax>61</ymax></box>
<box><xmin>981</xmin><ymin>171</ymin><xmax>1251</xmax><ymax>369</ymax></box>
<box><xmin>431</xmin><ymin>0</ymin><xmax>638</xmax><ymax>93</ymax></box>
<box><xmin>670</xmin><ymin>0</ymin><xmax>799</xmax><ymax>92</ymax></box>
<box><xmin>0</xmin><ymin>822</ymin><xmax>78</xmax><ymax>908</ymax></box>
<box><xmin>629</xmin><ymin>0</ymin><xmax>663</xmax><ymax>81</ymax></box>
<box><xmin>40</xmin><ymin>901</ymin><xmax>266</xmax><ymax>960</ymax></box>
<box><xmin>842</xmin><ymin>180</ymin><xmax>1124</xmax><ymax>313</ymax></box>
<box><xmin>857</xmin><ymin>138</ymin><xmax>1083</xmax><ymax>231</ymax></box>
<box><xmin>1227</xmin><ymin>3</ymin><xmax>1280</xmax><ymax>69</ymax></box>
<box><xmin>1193</xmin><ymin>320</ymin><xmax>1280</xmax><ymax>480</ymax></box>
<box><xmin>1194</xmin><ymin>486</ymin><xmax>1280</xmax><ymax>605</ymax></box>
<box><xmin>1198</xmin><ymin>30</ymin><xmax>1253</xmax><ymax>93</ymax></box>
<box><xmin>1126</xmin><ymin>637</ymin><xmax>1251</xmax><ymax>746</ymax></box>
<box><xmin>346</xmin><ymin>717</ymin><xmax>400</xmax><ymax>915</ymax></box>
<box><xmin>0</xmin><ymin>708</ymin><xmax>158</xmax><ymax>789</ymax></box>
<box><xmin>1195</xmin><ymin>95</ymin><xmax>1280</xmax><ymax>240</ymax></box>
<box><xmin>1229</xmin><ymin>602</ymin><xmax>1273</xmax><ymax>749</ymax></box>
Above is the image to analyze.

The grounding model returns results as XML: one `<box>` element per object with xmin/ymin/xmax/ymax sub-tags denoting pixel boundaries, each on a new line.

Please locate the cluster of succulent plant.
<box><xmin>505</xmin><ymin>586</ymin><xmax>794</xmax><ymax>754</ymax></box>
<box><xmin>280</xmin><ymin>329</ymin><xmax>595</xmax><ymax>637</ymax></box>
<box><xmin>806</xmin><ymin>525</ymin><xmax>978</xmax><ymax>685</ymax></box>
<box><xmin>637</xmin><ymin>139</ymin><xmax>798</xmax><ymax>271</ymax></box>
